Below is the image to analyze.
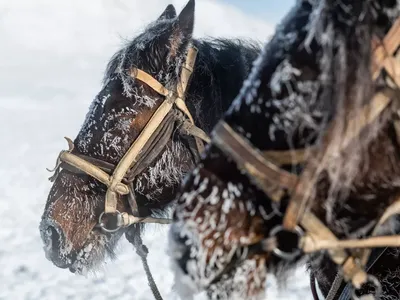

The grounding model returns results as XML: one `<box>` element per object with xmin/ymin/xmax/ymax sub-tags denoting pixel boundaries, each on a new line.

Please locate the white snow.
<box><xmin>0</xmin><ymin>0</ymin><xmax>312</xmax><ymax>299</ymax></box>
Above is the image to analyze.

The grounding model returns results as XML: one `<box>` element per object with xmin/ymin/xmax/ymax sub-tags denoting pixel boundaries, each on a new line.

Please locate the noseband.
<box><xmin>48</xmin><ymin>45</ymin><xmax>210</xmax><ymax>232</ymax></box>
<box><xmin>212</xmin><ymin>18</ymin><xmax>400</xmax><ymax>300</ymax></box>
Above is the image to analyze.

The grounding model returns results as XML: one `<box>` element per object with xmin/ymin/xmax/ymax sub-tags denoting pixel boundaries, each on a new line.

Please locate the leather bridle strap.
<box><xmin>104</xmin><ymin>92</ymin><xmax>176</xmax><ymax>213</ymax></box>
<box><xmin>212</xmin><ymin>122</ymin><xmax>299</xmax><ymax>202</ymax></box>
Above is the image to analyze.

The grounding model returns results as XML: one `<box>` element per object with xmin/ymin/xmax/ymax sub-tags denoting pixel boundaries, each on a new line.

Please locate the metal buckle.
<box><xmin>269</xmin><ymin>225</ymin><xmax>304</xmax><ymax>260</ymax></box>
<box><xmin>98</xmin><ymin>211</ymin><xmax>123</xmax><ymax>233</ymax></box>
<box><xmin>352</xmin><ymin>275</ymin><xmax>382</xmax><ymax>300</ymax></box>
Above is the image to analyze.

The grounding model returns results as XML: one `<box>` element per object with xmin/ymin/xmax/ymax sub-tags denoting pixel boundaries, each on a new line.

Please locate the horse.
<box><xmin>39</xmin><ymin>0</ymin><xmax>261</xmax><ymax>283</ymax></box>
<box><xmin>169</xmin><ymin>0</ymin><xmax>400</xmax><ymax>299</ymax></box>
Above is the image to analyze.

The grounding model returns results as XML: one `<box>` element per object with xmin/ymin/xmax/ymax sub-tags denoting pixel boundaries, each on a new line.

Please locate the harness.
<box><xmin>47</xmin><ymin>45</ymin><xmax>210</xmax><ymax>300</ymax></box>
<box><xmin>212</xmin><ymin>18</ymin><xmax>400</xmax><ymax>300</ymax></box>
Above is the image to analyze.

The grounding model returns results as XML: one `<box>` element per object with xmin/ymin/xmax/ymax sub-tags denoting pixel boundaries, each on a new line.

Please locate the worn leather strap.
<box><xmin>105</xmin><ymin>96</ymin><xmax>175</xmax><ymax>213</ymax></box>
<box><xmin>60</xmin><ymin>151</ymin><xmax>129</xmax><ymax>195</ymax></box>
<box><xmin>131</xmin><ymin>69</ymin><xmax>170</xmax><ymax>97</ymax></box>
<box><xmin>212</xmin><ymin>121</ymin><xmax>299</xmax><ymax>202</ymax></box>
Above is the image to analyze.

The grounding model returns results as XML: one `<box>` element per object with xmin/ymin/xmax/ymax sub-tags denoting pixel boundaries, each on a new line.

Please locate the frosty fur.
<box><xmin>170</xmin><ymin>0</ymin><xmax>400</xmax><ymax>299</ymax></box>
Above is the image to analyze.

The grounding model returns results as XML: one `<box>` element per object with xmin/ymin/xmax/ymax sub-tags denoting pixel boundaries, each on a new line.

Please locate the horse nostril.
<box><xmin>40</xmin><ymin>221</ymin><xmax>71</xmax><ymax>269</ymax></box>
<box><xmin>44</xmin><ymin>225</ymin><xmax>62</xmax><ymax>253</ymax></box>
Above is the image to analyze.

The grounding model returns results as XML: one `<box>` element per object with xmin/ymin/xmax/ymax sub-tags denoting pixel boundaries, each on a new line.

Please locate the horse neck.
<box><xmin>185</xmin><ymin>39</ymin><xmax>260</xmax><ymax>133</ymax></box>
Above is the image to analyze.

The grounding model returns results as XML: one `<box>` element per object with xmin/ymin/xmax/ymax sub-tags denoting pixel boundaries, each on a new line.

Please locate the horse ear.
<box><xmin>157</xmin><ymin>4</ymin><xmax>177</xmax><ymax>20</ymax></box>
<box><xmin>177</xmin><ymin>0</ymin><xmax>195</xmax><ymax>35</ymax></box>
<box><xmin>168</xmin><ymin>0</ymin><xmax>195</xmax><ymax>59</ymax></box>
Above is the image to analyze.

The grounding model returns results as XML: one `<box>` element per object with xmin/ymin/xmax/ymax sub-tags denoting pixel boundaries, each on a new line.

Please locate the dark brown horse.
<box><xmin>170</xmin><ymin>1</ymin><xmax>400</xmax><ymax>299</ymax></box>
<box><xmin>39</xmin><ymin>0</ymin><xmax>260</xmax><ymax>276</ymax></box>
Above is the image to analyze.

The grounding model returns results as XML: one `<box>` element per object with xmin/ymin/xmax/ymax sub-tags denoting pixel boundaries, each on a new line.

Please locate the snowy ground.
<box><xmin>0</xmin><ymin>0</ymin><xmax>312</xmax><ymax>299</ymax></box>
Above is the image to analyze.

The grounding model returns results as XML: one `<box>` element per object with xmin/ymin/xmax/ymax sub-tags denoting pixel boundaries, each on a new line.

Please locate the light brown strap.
<box><xmin>302</xmin><ymin>234</ymin><xmax>400</xmax><ymax>252</ymax></box>
<box><xmin>358</xmin><ymin>196</ymin><xmax>400</xmax><ymax>267</ymax></box>
<box><xmin>300</xmin><ymin>211</ymin><xmax>368</xmax><ymax>286</ymax></box>
<box><xmin>212</xmin><ymin>121</ymin><xmax>299</xmax><ymax>202</ymax></box>
<box><xmin>105</xmin><ymin>47</ymin><xmax>203</xmax><ymax>213</ymax></box>
<box><xmin>262</xmin><ymin>147</ymin><xmax>314</xmax><ymax>166</ymax></box>
<box><xmin>180</xmin><ymin>120</ymin><xmax>211</xmax><ymax>144</ymax></box>
<box><xmin>176</xmin><ymin>47</ymin><xmax>208</xmax><ymax>154</ymax></box>
<box><xmin>119</xmin><ymin>212</ymin><xmax>172</xmax><ymax>227</ymax></box>
<box><xmin>177</xmin><ymin>47</ymin><xmax>198</xmax><ymax>99</ymax></box>
<box><xmin>132</xmin><ymin>69</ymin><xmax>170</xmax><ymax>97</ymax></box>
<box><xmin>60</xmin><ymin>151</ymin><xmax>129</xmax><ymax>195</ymax></box>
<box><xmin>105</xmin><ymin>99</ymin><xmax>175</xmax><ymax>213</ymax></box>
<box><xmin>175</xmin><ymin>97</ymin><xmax>195</xmax><ymax>125</ymax></box>
<box><xmin>371</xmin><ymin>18</ymin><xmax>400</xmax><ymax>78</ymax></box>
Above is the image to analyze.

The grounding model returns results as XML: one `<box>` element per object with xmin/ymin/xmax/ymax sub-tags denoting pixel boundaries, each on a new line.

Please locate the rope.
<box><xmin>310</xmin><ymin>273</ymin><xmax>320</xmax><ymax>300</ymax></box>
<box><xmin>326</xmin><ymin>272</ymin><xmax>344</xmax><ymax>300</ymax></box>
<box><xmin>127</xmin><ymin>228</ymin><xmax>164</xmax><ymax>300</ymax></box>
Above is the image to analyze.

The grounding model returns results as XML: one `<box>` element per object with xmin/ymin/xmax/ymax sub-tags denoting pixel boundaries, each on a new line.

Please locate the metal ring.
<box><xmin>269</xmin><ymin>225</ymin><xmax>304</xmax><ymax>260</ymax></box>
<box><xmin>98</xmin><ymin>211</ymin><xmax>122</xmax><ymax>233</ymax></box>
<box><xmin>351</xmin><ymin>275</ymin><xmax>382</xmax><ymax>300</ymax></box>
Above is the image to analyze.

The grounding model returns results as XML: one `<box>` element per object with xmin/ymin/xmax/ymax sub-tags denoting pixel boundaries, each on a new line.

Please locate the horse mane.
<box><xmin>102</xmin><ymin>16</ymin><xmax>261</xmax><ymax>130</ymax></box>
<box><xmin>303</xmin><ymin>0</ymin><xmax>400</xmax><ymax>206</ymax></box>
<box><xmin>230</xmin><ymin>0</ymin><xmax>400</xmax><ymax>209</ymax></box>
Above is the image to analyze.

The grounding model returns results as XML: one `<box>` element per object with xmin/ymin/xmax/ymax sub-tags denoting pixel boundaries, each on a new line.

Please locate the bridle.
<box><xmin>48</xmin><ymin>45</ymin><xmax>210</xmax><ymax>232</ymax></box>
<box><xmin>212</xmin><ymin>18</ymin><xmax>400</xmax><ymax>300</ymax></box>
<box><xmin>47</xmin><ymin>45</ymin><xmax>210</xmax><ymax>300</ymax></box>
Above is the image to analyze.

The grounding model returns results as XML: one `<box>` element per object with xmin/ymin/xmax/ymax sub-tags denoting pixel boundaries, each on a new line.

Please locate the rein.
<box><xmin>47</xmin><ymin>45</ymin><xmax>210</xmax><ymax>300</ymax></box>
<box><xmin>212</xmin><ymin>18</ymin><xmax>400</xmax><ymax>300</ymax></box>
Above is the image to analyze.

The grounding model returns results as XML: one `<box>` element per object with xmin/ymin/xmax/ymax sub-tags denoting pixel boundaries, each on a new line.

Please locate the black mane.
<box><xmin>104</xmin><ymin>34</ymin><xmax>261</xmax><ymax>132</ymax></box>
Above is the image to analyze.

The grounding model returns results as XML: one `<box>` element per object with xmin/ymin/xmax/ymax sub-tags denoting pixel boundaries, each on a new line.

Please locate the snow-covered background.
<box><xmin>0</xmin><ymin>0</ymin><xmax>312</xmax><ymax>299</ymax></box>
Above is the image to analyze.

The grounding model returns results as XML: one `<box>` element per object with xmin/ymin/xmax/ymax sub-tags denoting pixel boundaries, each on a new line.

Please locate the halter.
<box><xmin>212</xmin><ymin>18</ymin><xmax>400</xmax><ymax>300</ymax></box>
<box><xmin>48</xmin><ymin>45</ymin><xmax>210</xmax><ymax>231</ymax></box>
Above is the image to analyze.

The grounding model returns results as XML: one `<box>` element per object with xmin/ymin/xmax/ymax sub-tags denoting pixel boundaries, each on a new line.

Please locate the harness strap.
<box><xmin>179</xmin><ymin>120</ymin><xmax>211</xmax><ymax>144</ymax></box>
<box><xmin>212</xmin><ymin>121</ymin><xmax>299</xmax><ymax>202</ymax></box>
<box><xmin>262</xmin><ymin>147</ymin><xmax>315</xmax><ymax>166</ymax></box>
<box><xmin>60</xmin><ymin>151</ymin><xmax>130</xmax><ymax>195</ymax></box>
<box><xmin>105</xmin><ymin>97</ymin><xmax>175</xmax><ymax>213</ymax></box>
<box><xmin>132</xmin><ymin>69</ymin><xmax>170</xmax><ymax>97</ymax></box>
<box><xmin>176</xmin><ymin>47</ymin><xmax>207</xmax><ymax>154</ymax></box>
<box><xmin>371</xmin><ymin>18</ymin><xmax>400</xmax><ymax>79</ymax></box>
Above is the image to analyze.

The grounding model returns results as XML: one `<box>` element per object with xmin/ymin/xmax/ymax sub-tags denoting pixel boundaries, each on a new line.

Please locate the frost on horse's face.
<box><xmin>39</xmin><ymin>2</ymin><xmax>197</xmax><ymax>274</ymax></box>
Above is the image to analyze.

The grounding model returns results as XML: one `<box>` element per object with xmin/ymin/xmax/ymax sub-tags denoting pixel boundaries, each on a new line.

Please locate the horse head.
<box><xmin>40</xmin><ymin>0</ymin><xmax>199</xmax><ymax>274</ymax></box>
<box><xmin>169</xmin><ymin>1</ymin><xmax>400</xmax><ymax>299</ymax></box>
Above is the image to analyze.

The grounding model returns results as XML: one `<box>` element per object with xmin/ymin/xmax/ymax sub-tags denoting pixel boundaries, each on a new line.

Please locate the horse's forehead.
<box><xmin>79</xmin><ymin>78</ymin><xmax>123</xmax><ymax>131</ymax></box>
